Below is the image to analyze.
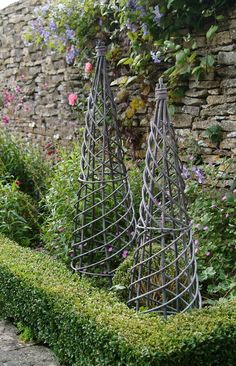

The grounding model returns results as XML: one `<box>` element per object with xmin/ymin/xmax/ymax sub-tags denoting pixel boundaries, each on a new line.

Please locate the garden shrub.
<box><xmin>40</xmin><ymin>145</ymin><xmax>81</xmax><ymax>262</ymax></box>
<box><xmin>187</xmin><ymin>180</ymin><xmax>236</xmax><ymax>304</ymax></box>
<box><xmin>0</xmin><ymin>235</ymin><xmax>235</xmax><ymax>366</ymax></box>
<box><xmin>0</xmin><ymin>130</ymin><xmax>50</xmax><ymax>200</ymax></box>
<box><xmin>0</xmin><ymin>180</ymin><xmax>40</xmax><ymax>247</ymax></box>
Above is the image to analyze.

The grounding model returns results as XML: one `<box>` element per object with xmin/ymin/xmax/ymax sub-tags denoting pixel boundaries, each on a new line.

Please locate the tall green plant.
<box><xmin>0</xmin><ymin>130</ymin><xmax>50</xmax><ymax>200</ymax></box>
<box><xmin>0</xmin><ymin>180</ymin><xmax>40</xmax><ymax>247</ymax></box>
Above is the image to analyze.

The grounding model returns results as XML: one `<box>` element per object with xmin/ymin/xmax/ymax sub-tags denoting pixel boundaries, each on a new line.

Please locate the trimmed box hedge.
<box><xmin>0</xmin><ymin>234</ymin><xmax>235</xmax><ymax>366</ymax></box>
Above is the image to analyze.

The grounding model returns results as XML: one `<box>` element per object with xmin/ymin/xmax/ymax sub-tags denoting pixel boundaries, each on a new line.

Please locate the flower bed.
<box><xmin>0</xmin><ymin>235</ymin><xmax>235</xmax><ymax>366</ymax></box>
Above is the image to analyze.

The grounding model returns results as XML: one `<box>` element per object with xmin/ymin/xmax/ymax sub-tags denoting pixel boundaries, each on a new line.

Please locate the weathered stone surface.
<box><xmin>185</xmin><ymin>89</ymin><xmax>208</xmax><ymax>98</ymax></box>
<box><xmin>182</xmin><ymin>96</ymin><xmax>205</xmax><ymax>106</ymax></box>
<box><xmin>173</xmin><ymin>114</ymin><xmax>192</xmax><ymax>128</ymax></box>
<box><xmin>182</xmin><ymin>105</ymin><xmax>200</xmax><ymax>116</ymax></box>
<box><xmin>221</xmin><ymin>78</ymin><xmax>236</xmax><ymax>88</ymax></box>
<box><xmin>189</xmin><ymin>80</ymin><xmax>220</xmax><ymax>89</ymax></box>
<box><xmin>0</xmin><ymin>321</ymin><xmax>60</xmax><ymax>366</ymax></box>
<box><xmin>220</xmin><ymin>138</ymin><xmax>236</xmax><ymax>149</ymax></box>
<box><xmin>212</xmin><ymin>31</ymin><xmax>232</xmax><ymax>46</ymax></box>
<box><xmin>201</xmin><ymin>103</ymin><xmax>236</xmax><ymax>117</ymax></box>
<box><xmin>218</xmin><ymin>51</ymin><xmax>236</xmax><ymax>65</ymax></box>
<box><xmin>206</xmin><ymin>95</ymin><xmax>236</xmax><ymax>105</ymax></box>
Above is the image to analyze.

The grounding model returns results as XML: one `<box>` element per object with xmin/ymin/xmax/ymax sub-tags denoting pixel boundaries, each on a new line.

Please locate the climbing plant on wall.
<box><xmin>26</xmin><ymin>0</ymin><xmax>233</xmax><ymax>84</ymax></box>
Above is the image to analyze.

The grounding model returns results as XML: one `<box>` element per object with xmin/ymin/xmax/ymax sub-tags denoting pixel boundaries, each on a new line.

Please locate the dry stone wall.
<box><xmin>0</xmin><ymin>0</ymin><xmax>236</xmax><ymax>166</ymax></box>
<box><xmin>0</xmin><ymin>0</ymin><xmax>81</xmax><ymax>146</ymax></box>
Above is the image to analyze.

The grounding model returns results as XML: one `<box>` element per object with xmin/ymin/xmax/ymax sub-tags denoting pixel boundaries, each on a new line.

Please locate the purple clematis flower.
<box><xmin>150</xmin><ymin>51</ymin><xmax>161</xmax><ymax>64</ymax></box>
<box><xmin>153</xmin><ymin>5</ymin><xmax>163</xmax><ymax>24</ymax></box>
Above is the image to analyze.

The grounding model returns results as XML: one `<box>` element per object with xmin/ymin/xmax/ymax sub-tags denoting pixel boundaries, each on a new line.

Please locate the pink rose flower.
<box><xmin>68</xmin><ymin>93</ymin><xmax>78</xmax><ymax>106</ymax></box>
<box><xmin>3</xmin><ymin>115</ymin><xmax>10</xmax><ymax>124</ymax></box>
<box><xmin>84</xmin><ymin>62</ymin><xmax>93</xmax><ymax>73</ymax></box>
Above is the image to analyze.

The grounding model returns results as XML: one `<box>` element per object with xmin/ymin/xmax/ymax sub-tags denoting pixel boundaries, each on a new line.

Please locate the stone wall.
<box><xmin>0</xmin><ymin>0</ymin><xmax>80</xmax><ymax>146</ymax></box>
<box><xmin>0</xmin><ymin>0</ymin><xmax>236</xmax><ymax>166</ymax></box>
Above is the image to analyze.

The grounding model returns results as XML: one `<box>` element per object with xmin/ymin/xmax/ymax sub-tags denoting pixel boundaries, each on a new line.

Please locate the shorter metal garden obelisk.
<box><xmin>128</xmin><ymin>79</ymin><xmax>201</xmax><ymax>316</ymax></box>
<box><xmin>71</xmin><ymin>42</ymin><xmax>136</xmax><ymax>284</ymax></box>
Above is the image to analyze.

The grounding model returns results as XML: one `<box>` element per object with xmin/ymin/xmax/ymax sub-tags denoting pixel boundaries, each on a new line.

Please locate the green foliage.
<box><xmin>40</xmin><ymin>145</ymin><xmax>80</xmax><ymax>263</ymax></box>
<box><xmin>204</xmin><ymin>124</ymin><xmax>224</xmax><ymax>144</ymax></box>
<box><xmin>0</xmin><ymin>130</ymin><xmax>50</xmax><ymax>200</ymax></box>
<box><xmin>0</xmin><ymin>180</ymin><xmax>40</xmax><ymax>247</ymax></box>
<box><xmin>186</xmin><ymin>163</ymin><xmax>236</xmax><ymax>304</ymax></box>
<box><xmin>112</xmin><ymin>253</ymin><xmax>133</xmax><ymax>300</ymax></box>
<box><xmin>127</xmin><ymin>160</ymin><xmax>144</xmax><ymax>217</ymax></box>
<box><xmin>0</xmin><ymin>235</ymin><xmax>235</xmax><ymax>366</ymax></box>
<box><xmin>16</xmin><ymin>322</ymin><xmax>36</xmax><ymax>343</ymax></box>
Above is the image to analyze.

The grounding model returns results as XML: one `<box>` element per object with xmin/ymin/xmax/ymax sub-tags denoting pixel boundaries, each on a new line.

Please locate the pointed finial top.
<box><xmin>96</xmin><ymin>41</ymin><xmax>106</xmax><ymax>57</ymax></box>
<box><xmin>155</xmin><ymin>78</ymin><xmax>168</xmax><ymax>100</ymax></box>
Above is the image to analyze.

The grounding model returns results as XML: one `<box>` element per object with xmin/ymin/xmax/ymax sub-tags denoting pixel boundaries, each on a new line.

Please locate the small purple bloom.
<box><xmin>126</xmin><ymin>21</ymin><xmax>137</xmax><ymax>33</ymax></box>
<box><xmin>122</xmin><ymin>250</ymin><xmax>129</xmax><ymax>259</ymax></box>
<box><xmin>137</xmin><ymin>5</ymin><xmax>146</xmax><ymax>16</ymax></box>
<box><xmin>107</xmin><ymin>246</ymin><xmax>113</xmax><ymax>252</ymax></box>
<box><xmin>127</xmin><ymin>0</ymin><xmax>137</xmax><ymax>11</ymax></box>
<box><xmin>203</xmin><ymin>226</ymin><xmax>209</xmax><ymax>231</ymax></box>
<box><xmin>205</xmin><ymin>251</ymin><xmax>211</xmax><ymax>257</ymax></box>
<box><xmin>142</xmin><ymin>23</ymin><xmax>149</xmax><ymax>36</ymax></box>
<box><xmin>153</xmin><ymin>5</ymin><xmax>163</xmax><ymax>24</ymax></box>
<box><xmin>192</xmin><ymin>167</ymin><xmax>204</xmax><ymax>184</ymax></box>
<box><xmin>233</xmin><ymin>189</ymin><xmax>236</xmax><ymax>193</ymax></box>
<box><xmin>43</xmin><ymin>30</ymin><xmax>50</xmax><ymax>42</ymax></box>
<box><xmin>65</xmin><ymin>27</ymin><xmax>75</xmax><ymax>40</ymax></box>
<box><xmin>150</xmin><ymin>51</ymin><xmax>161</xmax><ymax>64</ymax></box>
<box><xmin>194</xmin><ymin>239</ymin><xmax>199</xmax><ymax>254</ymax></box>
<box><xmin>182</xmin><ymin>165</ymin><xmax>190</xmax><ymax>179</ymax></box>
<box><xmin>222</xmin><ymin>195</ymin><xmax>227</xmax><ymax>201</ymax></box>
<box><xmin>41</xmin><ymin>4</ymin><xmax>49</xmax><ymax>15</ymax></box>
<box><xmin>66</xmin><ymin>45</ymin><xmax>78</xmax><ymax>65</ymax></box>
<box><xmin>49</xmin><ymin>21</ymin><xmax>56</xmax><ymax>32</ymax></box>
<box><xmin>15</xmin><ymin>85</ymin><xmax>21</xmax><ymax>93</ymax></box>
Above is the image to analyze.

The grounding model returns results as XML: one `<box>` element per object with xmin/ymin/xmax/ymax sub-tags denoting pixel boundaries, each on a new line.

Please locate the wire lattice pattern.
<box><xmin>128</xmin><ymin>79</ymin><xmax>201</xmax><ymax>316</ymax></box>
<box><xmin>71</xmin><ymin>43</ymin><xmax>136</xmax><ymax>283</ymax></box>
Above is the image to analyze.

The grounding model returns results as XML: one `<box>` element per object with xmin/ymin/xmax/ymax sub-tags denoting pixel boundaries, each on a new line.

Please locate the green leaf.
<box><xmin>175</xmin><ymin>49</ymin><xmax>190</xmax><ymax>64</ymax></box>
<box><xmin>117</xmin><ymin>57</ymin><xmax>133</xmax><ymax>66</ymax></box>
<box><xmin>206</xmin><ymin>25</ymin><xmax>218</xmax><ymax>42</ymax></box>
<box><xmin>125</xmin><ymin>75</ymin><xmax>138</xmax><ymax>86</ymax></box>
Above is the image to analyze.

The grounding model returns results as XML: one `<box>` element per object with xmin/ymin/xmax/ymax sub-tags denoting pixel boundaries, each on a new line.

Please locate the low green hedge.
<box><xmin>0</xmin><ymin>235</ymin><xmax>235</xmax><ymax>366</ymax></box>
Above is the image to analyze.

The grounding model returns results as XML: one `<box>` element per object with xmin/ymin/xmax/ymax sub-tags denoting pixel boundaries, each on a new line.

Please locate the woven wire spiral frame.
<box><xmin>71</xmin><ymin>42</ymin><xmax>136</xmax><ymax>284</ymax></box>
<box><xmin>128</xmin><ymin>79</ymin><xmax>201</xmax><ymax>317</ymax></box>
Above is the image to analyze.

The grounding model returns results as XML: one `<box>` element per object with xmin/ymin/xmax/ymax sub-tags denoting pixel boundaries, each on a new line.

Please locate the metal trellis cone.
<box><xmin>71</xmin><ymin>42</ymin><xmax>136</xmax><ymax>284</ymax></box>
<box><xmin>128</xmin><ymin>79</ymin><xmax>201</xmax><ymax>316</ymax></box>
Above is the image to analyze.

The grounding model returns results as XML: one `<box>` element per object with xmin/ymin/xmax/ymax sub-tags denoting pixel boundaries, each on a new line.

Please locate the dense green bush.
<box><xmin>0</xmin><ymin>235</ymin><xmax>235</xmax><ymax>366</ymax></box>
<box><xmin>0</xmin><ymin>180</ymin><xmax>40</xmax><ymax>247</ymax></box>
<box><xmin>40</xmin><ymin>145</ymin><xmax>80</xmax><ymax>262</ymax></box>
<box><xmin>0</xmin><ymin>130</ymin><xmax>50</xmax><ymax>200</ymax></box>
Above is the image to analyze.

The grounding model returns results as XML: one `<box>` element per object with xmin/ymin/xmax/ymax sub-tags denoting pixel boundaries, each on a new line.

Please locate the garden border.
<box><xmin>0</xmin><ymin>235</ymin><xmax>235</xmax><ymax>366</ymax></box>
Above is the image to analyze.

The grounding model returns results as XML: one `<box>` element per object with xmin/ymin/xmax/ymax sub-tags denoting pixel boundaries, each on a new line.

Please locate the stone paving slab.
<box><xmin>0</xmin><ymin>321</ymin><xmax>60</xmax><ymax>366</ymax></box>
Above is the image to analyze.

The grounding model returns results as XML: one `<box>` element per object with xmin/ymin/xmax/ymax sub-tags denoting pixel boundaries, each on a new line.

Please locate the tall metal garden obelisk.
<box><xmin>128</xmin><ymin>79</ymin><xmax>201</xmax><ymax>316</ymax></box>
<box><xmin>71</xmin><ymin>42</ymin><xmax>136</xmax><ymax>284</ymax></box>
